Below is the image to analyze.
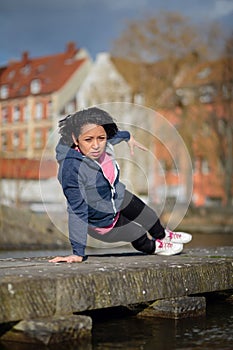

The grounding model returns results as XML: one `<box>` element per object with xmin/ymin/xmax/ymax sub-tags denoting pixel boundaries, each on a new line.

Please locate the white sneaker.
<box><xmin>155</xmin><ymin>238</ymin><xmax>183</xmax><ymax>256</ymax></box>
<box><xmin>165</xmin><ymin>228</ymin><xmax>192</xmax><ymax>244</ymax></box>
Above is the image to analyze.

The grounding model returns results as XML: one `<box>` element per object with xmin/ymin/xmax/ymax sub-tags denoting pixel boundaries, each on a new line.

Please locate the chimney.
<box><xmin>66</xmin><ymin>42</ymin><xmax>77</xmax><ymax>56</ymax></box>
<box><xmin>22</xmin><ymin>51</ymin><xmax>29</xmax><ymax>64</ymax></box>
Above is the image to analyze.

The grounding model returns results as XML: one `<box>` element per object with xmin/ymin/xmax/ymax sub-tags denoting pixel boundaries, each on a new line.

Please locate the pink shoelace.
<box><xmin>167</xmin><ymin>229</ymin><xmax>182</xmax><ymax>240</ymax></box>
<box><xmin>157</xmin><ymin>239</ymin><xmax>173</xmax><ymax>249</ymax></box>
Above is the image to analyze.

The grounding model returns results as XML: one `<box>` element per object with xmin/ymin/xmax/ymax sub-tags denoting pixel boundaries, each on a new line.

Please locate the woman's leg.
<box><xmin>120</xmin><ymin>190</ymin><xmax>165</xmax><ymax>240</ymax></box>
<box><xmin>88</xmin><ymin>214</ymin><xmax>155</xmax><ymax>254</ymax></box>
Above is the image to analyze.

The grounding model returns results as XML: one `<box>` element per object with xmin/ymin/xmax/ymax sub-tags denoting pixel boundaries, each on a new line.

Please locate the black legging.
<box><xmin>88</xmin><ymin>190</ymin><xmax>165</xmax><ymax>254</ymax></box>
<box><xmin>116</xmin><ymin>190</ymin><xmax>165</xmax><ymax>237</ymax></box>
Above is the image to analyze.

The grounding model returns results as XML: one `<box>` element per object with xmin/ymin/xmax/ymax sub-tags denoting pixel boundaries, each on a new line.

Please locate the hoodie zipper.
<box><xmin>94</xmin><ymin>158</ymin><xmax>118</xmax><ymax>216</ymax></box>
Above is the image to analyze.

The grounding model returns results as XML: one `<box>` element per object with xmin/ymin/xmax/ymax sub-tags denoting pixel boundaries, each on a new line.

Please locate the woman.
<box><xmin>49</xmin><ymin>107</ymin><xmax>191</xmax><ymax>263</ymax></box>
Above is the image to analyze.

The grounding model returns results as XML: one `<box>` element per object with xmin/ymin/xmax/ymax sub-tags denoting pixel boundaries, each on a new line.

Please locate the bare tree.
<box><xmin>208</xmin><ymin>34</ymin><xmax>233</xmax><ymax>205</ymax></box>
<box><xmin>111</xmin><ymin>12</ymin><xmax>232</xmax><ymax>206</ymax></box>
<box><xmin>111</xmin><ymin>12</ymin><xmax>222</xmax><ymax>109</ymax></box>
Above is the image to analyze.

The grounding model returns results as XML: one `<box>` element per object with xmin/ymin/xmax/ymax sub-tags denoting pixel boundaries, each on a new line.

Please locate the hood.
<box><xmin>55</xmin><ymin>140</ymin><xmax>84</xmax><ymax>163</ymax></box>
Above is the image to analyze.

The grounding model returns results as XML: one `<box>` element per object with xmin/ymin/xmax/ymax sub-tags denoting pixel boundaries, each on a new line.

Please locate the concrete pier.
<box><xmin>0</xmin><ymin>247</ymin><xmax>232</xmax><ymax>326</ymax></box>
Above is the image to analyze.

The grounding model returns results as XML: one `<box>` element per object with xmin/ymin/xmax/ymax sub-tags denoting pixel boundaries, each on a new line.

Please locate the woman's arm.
<box><xmin>109</xmin><ymin>130</ymin><xmax>147</xmax><ymax>155</ymax></box>
<box><xmin>108</xmin><ymin>130</ymin><xmax>131</xmax><ymax>145</ymax></box>
<box><xmin>49</xmin><ymin>158</ymin><xmax>88</xmax><ymax>263</ymax></box>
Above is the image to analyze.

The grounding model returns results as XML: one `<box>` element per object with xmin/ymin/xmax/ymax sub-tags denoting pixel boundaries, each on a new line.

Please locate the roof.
<box><xmin>0</xmin><ymin>42</ymin><xmax>87</xmax><ymax>100</ymax></box>
<box><xmin>111</xmin><ymin>56</ymin><xmax>189</xmax><ymax>106</ymax></box>
<box><xmin>176</xmin><ymin>58</ymin><xmax>233</xmax><ymax>89</ymax></box>
<box><xmin>110</xmin><ymin>56</ymin><xmax>142</xmax><ymax>94</ymax></box>
<box><xmin>111</xmin><ymin>55</ymin><xmax>233</xmax><ymax>108</ymax></box>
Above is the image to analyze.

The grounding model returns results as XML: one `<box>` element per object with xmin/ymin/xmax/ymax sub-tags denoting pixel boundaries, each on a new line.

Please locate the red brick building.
<box><xmin>0</xmin><ymin>42</ymin><xmax>92</xmax><ymax>180</ymax></box>
<box><xmin>160</xmin><ymin>59</ymin><xmax>233</xmax><ymax>206</ymax></box>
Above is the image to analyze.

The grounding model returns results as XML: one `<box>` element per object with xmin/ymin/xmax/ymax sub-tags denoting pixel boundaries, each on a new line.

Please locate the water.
<box><xmin>90</xmin><ymin>296</ymin><xmax>233</xmax><ymax>349</ymax></box>
<box><xmin>1</xmin><ymin>297</ymin><xmax>232</xmax><ymax>350</ymax></box>
<box><xmin>0</xmin><ymin>232</ymin><xmax>232</xmax><ymax>350</ymax></box>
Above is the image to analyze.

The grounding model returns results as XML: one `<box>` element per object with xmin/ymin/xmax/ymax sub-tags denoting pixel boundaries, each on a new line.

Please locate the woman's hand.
<box><xmin>127</xmin><ymin>135</ymin><xmax>148</xmax><ymax>156</ymax></box>
<box><xmin>48</xmin><ymin>255</ymin><xmax>83</xmax><ymax>263</ymax></box>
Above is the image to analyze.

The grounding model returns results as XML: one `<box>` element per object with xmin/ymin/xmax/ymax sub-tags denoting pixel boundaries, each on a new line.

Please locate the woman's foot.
<box><xmin>155</xmin><ymin>238</ymin><xmax>183</xmax><ymax>256</ymax></box>
<box><xmin>165</xmin><ymin>228</ymin><xmax>192</xmax><ymax>244</ymax></box>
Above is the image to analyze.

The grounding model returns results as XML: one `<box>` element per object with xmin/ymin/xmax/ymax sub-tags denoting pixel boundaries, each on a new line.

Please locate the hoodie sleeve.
<box><xmin>60</xmin><ymin>158</ymin><xmax>88</xmax><ymax>257</ymax></box>
<box><xmin>108</xmin><ymin>130</ymin><xmax>130</xmax><ymax>145</ymax></box>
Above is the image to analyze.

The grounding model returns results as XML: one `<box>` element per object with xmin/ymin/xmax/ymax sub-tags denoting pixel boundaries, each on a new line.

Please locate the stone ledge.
<box><xmin>138</xmin><ymin>296</ymin><xmax>206</xmax><ymax>319</ymax></box>
<box><xmin>1</xmin><ymin>315</ymin><xmax>92</xmax><ymax>345</ymax></box>
<box><xmin>0</xmin><ymin>248</ymin><xmax>232</xmax><ymax>325</ymax></box>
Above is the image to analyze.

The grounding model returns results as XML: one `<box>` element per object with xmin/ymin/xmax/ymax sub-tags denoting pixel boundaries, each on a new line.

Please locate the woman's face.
<box><xmin>74</xmin><ymin>124</ymin><xmax>107</xmax><ymax>160</ymax></box>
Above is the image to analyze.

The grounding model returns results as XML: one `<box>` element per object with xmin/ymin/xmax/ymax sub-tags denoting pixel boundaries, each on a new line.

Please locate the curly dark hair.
<box><xmin>58</xmin><ymin>107</ymin><xmax>118</xmax><ymax>146</ymax></box>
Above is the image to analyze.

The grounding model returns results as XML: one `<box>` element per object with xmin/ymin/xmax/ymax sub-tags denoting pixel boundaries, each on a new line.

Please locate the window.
<box><xmin>21</xmin><ymin>64</ymin><xmax>31</xmax><ymax>75</ymax></box>
<box><xmin>199</xmin><ymin>85</ymin><xmax>215</xmax><ymax>104</ymax></box>
<box><xmin>13</xmin><ymin>105</ymin><xmax>20</xmax><ymax>122</ymax></box>
<box><xmin>47</xmin><ymin>100</ymin><xmax>53</xmax><ymax>118</ymax></box>
<box><xmin>30</xmin><ymin>79</ymin><xmax>41</xmax><ymax>94</ymax></box>
<box><xmin>218</xmin><ymin>119</ymin><xmax>226</xmax><ymax>135</ymax></box>
<box><xmin>175</xmin><ymin>88</ymin><xmax>194</xmax><ymax>106</ymax></box>
<box><xmin>18</xmin><ymin>85</ymin><xmax>27</xmax><ymax>95</ymax></box>
<box><xmin>13</xmin><ymin>132</ymin><xmax>20</xmax><ymax>148</ymax></box>
<box><xmin>201</xmin><ymin>159</ymin><xmax>209</xmax><ymax>175</ymax></box>
<box><xmin>193</xmin><ymin>159</ymin><xmax>200</xmax><ymax>173</ymax></box>
<box><xmin>37</xmin><ymin>64</ymin><xmax>46</xmax><ymax>73</ymax></box>
<box><xmin>23</xmin><ymin>104</ymin><xmax>30</xmax><ymax>122</ymax></box>
<box><xmin>35</xmin><ymin>129</ymin><xmax>42</xmax><ymax>148</ymax></box>
<box><xmin>176</xmin><ymin>88</ymin><xmax>184</xmax><ymax>96</ymax></box>
<box><xmin>222</xmin><ymin>83</ymin><xmax>233</xmax><ymax>99</ymax></box>
<box><xmin>1</xmin><ymin>133</ymin><xmax>7</xmax><ymax>151</ymax></box>
<box><xmin>0</xmin><ymin>85</ymin><xmax>9</xmax><ymax>99</ymax></box>
<box><xmin>1</xmin><ymin>107</ymin><xmax>9</xmax><ymax>123</ymax></box>
<box><xmin>35</xmin><ymin>102</ymin><xmax>43</xmax><ymax>120</ymax></box>
<box><xmin>8</xmin><ymin>70</ymin><xmax>15</xmax><ymax>79</ymax></box>
<box><xmin>197</xmin><ymin>67</ymin><xmax>211</xmax><ymax>79</ymax></box>
<box><xmin>24</xmin><ymin>131</ymin><xmax>29</xmax><ymax>148</ymax></box>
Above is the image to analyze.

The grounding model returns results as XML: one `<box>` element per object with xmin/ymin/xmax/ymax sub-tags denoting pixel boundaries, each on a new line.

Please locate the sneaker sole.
<box><xmin>157</xmin><ymin>249</ymin><xmax>183</xmax><ymax>256</ymax></box>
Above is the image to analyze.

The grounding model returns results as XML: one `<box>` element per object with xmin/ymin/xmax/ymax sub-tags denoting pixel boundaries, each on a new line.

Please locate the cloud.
<box><xmin>1</xmin><ymin>0</ymin><xmax>232</xmax><ymax>66</ymax></box>
<box><xmin>210</xmin><ymin>0</ymin><xmax>233</xmax><ymax>19</ymax></box>
<box><xmin>99</xmin><ymin>0</ymin><xmax>148</xmax><ymax>11</ymax></box>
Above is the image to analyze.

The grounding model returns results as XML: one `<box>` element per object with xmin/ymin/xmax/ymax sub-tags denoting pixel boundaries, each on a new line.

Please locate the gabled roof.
<box><xmin>110</xmin><ymin>56</ymin><xmax>142</xmax><ymax>94</ymax></box>
<box><xmin>176</xmin><ymin>58</ymin><xmax>233</xmax><ymax>89</ymax></box>
<box><xmin>111</xmin><ymin>56</ymin><xmax>181</xmax><ymax>107</ymax></box>
<box><xmin>111</xmin><ymin>55</ymin><xmax>233</xmax><ymax>108</ymax></box>
<box><xmin>0</xmin><ymin>42</ymin><xmax>87</xmax><ymax>100</ymax></box>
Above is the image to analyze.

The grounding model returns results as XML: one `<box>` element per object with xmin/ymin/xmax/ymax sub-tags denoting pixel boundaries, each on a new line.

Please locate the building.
<box><xmin>161</xmin><ymin>58</ymin><xmax>233</xmax><ymax>206</ymax></box>
<box><xmin>77</xmin><ymin>52</ymin><xmax>155</xmax><ymax>198</ymax></box>
<box><xmin>113</xmin><ymin>56</ymin><xmax>233</xmax><ymax>207</ymax></box>
<box><xmin>77</xmin><ymin>52</ymin><xmax>132</xmax><ymax>107</ymax></box>
<box><xmin>0</xmin><ymin>42</ymin><xmax>92</xmax><ymax>207</ymax></box>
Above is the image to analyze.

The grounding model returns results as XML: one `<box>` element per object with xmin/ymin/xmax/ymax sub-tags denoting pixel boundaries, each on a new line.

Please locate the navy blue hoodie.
<box><xmin>56</xmin><ymin>130</ymin><xmax>130</xmax><ymax>257</ymax></box>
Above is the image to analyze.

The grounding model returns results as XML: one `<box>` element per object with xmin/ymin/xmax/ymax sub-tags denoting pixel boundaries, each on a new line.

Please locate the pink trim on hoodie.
<box><xmin>93</xmin><ymin>151</ymin><xmax>119</xmax><ymax>234</ymax></box>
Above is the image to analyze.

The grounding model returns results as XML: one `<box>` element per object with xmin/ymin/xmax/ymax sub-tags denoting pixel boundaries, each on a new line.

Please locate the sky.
<box><xmin>0</xmin><ymin>0</ymin><xmax>233</xmax><ymax>66</ymax></box>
